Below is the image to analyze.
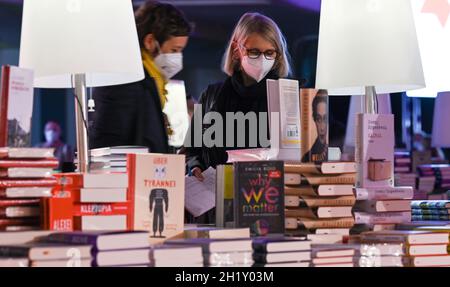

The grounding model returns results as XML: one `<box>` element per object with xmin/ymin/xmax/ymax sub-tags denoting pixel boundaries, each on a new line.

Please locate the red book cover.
<box><xmin>0</xmin><ymin>66</ymin><xmax>10</xmax><ymax>147</ymax></box>
<box><xmin>0</xmin><ymin>159</ymin><xmax>58</xmax><ymax>168</ymax></box>
<box><xmin>43</xmin><ymin>197</ymin><xmax>73</xmax><ymax>231</ymax></box>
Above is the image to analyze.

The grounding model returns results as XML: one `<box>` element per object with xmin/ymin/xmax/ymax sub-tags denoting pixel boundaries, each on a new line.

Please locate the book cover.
<box><xmin>355</xmin><ymin>113</ymin><xmax>395</xmax><ymax>188</ymax></box>
<box><xmin>266</xmin><ymin>79</ymin><xmax>301</xmax><ymax>160</ymax></box>
<box><xmin>300</xmin><ymin>89</ymin><xmax>329</xmax><ymax>163</ymax></box>
<box><xmin>128</xmin><ymin>153</ymin><xmax>185</xmax><ymax>243</ymax></box>
<box><xmin>233</xmin><ymin>161</ymin><xmax>285</xmax><ymax>236</ymax></box>
<box><xmin>0</xmin><ymin>66</ymin><xmax>34</xmax><ymax>147</ymax></box>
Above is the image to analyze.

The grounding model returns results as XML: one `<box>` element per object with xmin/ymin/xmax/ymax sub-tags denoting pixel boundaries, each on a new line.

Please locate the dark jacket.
<box><xmin>185</xmin><ymin>70</ymin><xmax>279</xmax><ymax>172</ymax></box>
<box><xmin>90</xmin><ymin>70</ymin><xmax>169</xmax><ymax>153</ymax></box>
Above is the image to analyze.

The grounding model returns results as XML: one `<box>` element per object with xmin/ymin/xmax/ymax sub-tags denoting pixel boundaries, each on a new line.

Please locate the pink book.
<box><xmin>355</xmin><ymin>114</ymin><xmax>395</xmax><ymax>188</ymax></box>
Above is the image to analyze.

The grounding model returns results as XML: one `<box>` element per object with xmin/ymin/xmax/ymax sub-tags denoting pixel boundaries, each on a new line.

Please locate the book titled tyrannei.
<box><xmin>233</xmin><ymin>161</ymin><xmax>285</xmax><ymax>236</ymax></box>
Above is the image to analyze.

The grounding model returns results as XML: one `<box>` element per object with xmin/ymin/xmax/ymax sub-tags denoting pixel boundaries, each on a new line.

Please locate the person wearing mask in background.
<box><xmin>90</xmin><ymin>1</ymin><xmax>191</xmax><ymax>153</ymax></box>
<box><xmin>185</xmin><ymin>12</ymin><xmax>292</xmax><ymax>181</ymax></box>
<box><xmin>36</xmin><ymin>121</ymin><xmax>74</xmax><ymax>172</ymax></box>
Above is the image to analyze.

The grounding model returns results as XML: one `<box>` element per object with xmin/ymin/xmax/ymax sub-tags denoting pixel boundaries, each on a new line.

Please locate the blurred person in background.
<box><xmin>90</xmin><ymin>1</ymin><xmax>192</xmax><ymax>153</ymax></box>
<box><xmin>36</xmin><ymin>121</ymin><xmax>74</xmax><ymax>172</ymax></box>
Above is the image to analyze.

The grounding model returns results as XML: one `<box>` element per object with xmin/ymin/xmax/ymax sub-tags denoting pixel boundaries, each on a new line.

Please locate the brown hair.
<box><xmin>135</xmin><ymin>1</ymin><xmax>192</xmax><ymax>47</ymax></box>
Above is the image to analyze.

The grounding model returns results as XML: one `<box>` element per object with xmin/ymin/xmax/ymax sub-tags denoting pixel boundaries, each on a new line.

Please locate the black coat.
<box><xmin>90</xmin><ymin>70</ymin><xmax>169</xmax><ymax>153</ymax></box>
<box><xmin>185</xmin><ymin>71</ymin><xmax>279</xmax><ymax>172</ymax></box>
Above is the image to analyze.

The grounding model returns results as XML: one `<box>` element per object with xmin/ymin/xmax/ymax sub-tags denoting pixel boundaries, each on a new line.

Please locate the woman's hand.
<box><xmin>190</xmin><ymin>167</ymin><xmax>204</xmax><ymax>181</ymax></box>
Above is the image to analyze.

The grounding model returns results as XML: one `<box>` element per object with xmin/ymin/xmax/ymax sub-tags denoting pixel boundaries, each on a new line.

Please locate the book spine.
<box><xmin>0</xmin><ymin>66</ymin><xmax>10</xmax><ymax>147</ymax></box>
<box><xmin>355</xmin><ymin>113</ymin><xmax>363</xmax><ymax>188</ymax></box>
<box><xmin>302</xmin><ymin>174</ymin><xmax>356</xmax><ymax>185</ymax></box>
<box><xmin>355</xmin><ymin>187</ymin><xmax>414</xmax><ymax>200</ymax></box>
<box><xmin>127</xmin><ymin>153</ymin><xmax>136</xmax><ymax>230</ymax></box>
<box><xmin>300</xmin><ymin>196</ymin><xmax>356</xmax><ymax>207</ymax></box>
<box><xmin>0</xmin><ymin>199</ymin><xmax>40</xmax><ymax>207</ymax></box>
<box><xmin>0</xmin><ymin>160</ymin><xmax>59</xmax><ymax>168</ymax></box>
<box><xmin>72</xmin><ymin>202</ymin><xmax>130</xmax><ymax>216</ymax></box>
<box><xmin>411</xmin><ymin>208</ymin><xmax>449</xmax><ymax>215</ymax></box>
<box><xmin>300</xmin><ymin>90</ymin><xmax>311</xmax><ymax>163</ymax></box>
<box><xmin>0</xmin><ymin>179</ymin><xmax>57</xmax><ymax>188</ymax></box>
<box><xmin>302</xmin><ymin>217</ymin><xmax>355</xmax><ymax>229</ymax></box>
<box><xmin>412</xmin><ymin>214</ymin><xmax>450</xmax><ymax>221</ymax></box>
<box><xmin>354</xmin><ymin>211</ymin><xmax>411</xmax><ymax>225</ymax></box>
<box><xmin>0</xmin><ymin>246</ymin><xmax>29</xmax><ymax>258</ymax></box>
<box><xmin>46</xmin><ymin>233</ymin><xmax>97</xmax><ymax>247</ymax></box>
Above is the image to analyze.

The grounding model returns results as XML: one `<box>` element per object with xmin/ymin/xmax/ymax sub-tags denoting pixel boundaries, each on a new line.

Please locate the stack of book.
<box><xmin>0</xmin><ymin>148</ymin><xmax>58</xmax><ymax>231</ymax></box>
<box><xmin>418</xmin><ymin>164</ymin><xmax>450</xmax><ymax>199</ymax></box>
<box><xmin>411</xmin><ymin>200</ymin><xmax>450</xmax><ymax>222</ymax></box>
<box><xmin>88</xmin><ymin>146</ymin><xmax>148</xmax><ymax>173</ymax></box>
<box><xmin>150</xmin><ymin>245</ymin><xmax>204</xmax><ymax>267</ymax></box>
<box><xmin>0</xmin><ymin>242</ymin><xmax>92</xmax><ymax>267</ymax></box>
<box><xmin>353</xmin><ymin>186</ymin><xmax>414</xmax><ymax>233</ymax></box>
<box><xmin>43</xmin><ymin>231</ymin><xmax>151</xmax><ymax>267</ymax></box>
<box><xmin>312</xmin><ymin>242</ymin><xmax>419</xmax><ymax>267</ymax></box>
<box><xmin>165</xmin><ymin>238</ymin><xmax>254</xmax><ymax>267</ymax></box>
<box><xmin>394</xmin><ymin>151</ymin><xmax>412</xmax><ymax>174</ymax></box>
<box><xmin>252</xmin><ymin>237</ymin><xmax>311</xmax><ymax>267</ymax></box>
<box><xmin>359</xmin><ymin>230</ymin><xmax>450</xmax><ymax>267</ymax></box>
<box><xmin>283</xmin><ymin>162</ymin><xmax>357</xmax><ymax>236</ymax></box>
<box><xmin>44</xmin><ymin>172</ymin><xmax>130</xmax><ymax>231</ymax></box>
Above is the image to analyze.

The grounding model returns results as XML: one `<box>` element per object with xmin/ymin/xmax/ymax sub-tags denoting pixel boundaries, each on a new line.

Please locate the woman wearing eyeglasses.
<box><xmin>185</xmin><ymin>12</ymin><xmax>292</xmax><ymax>181</ymax></box>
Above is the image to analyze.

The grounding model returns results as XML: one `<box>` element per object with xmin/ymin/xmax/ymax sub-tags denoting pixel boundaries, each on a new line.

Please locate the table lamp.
<box><xmin>407</xmin><ymin>0</ymin><xmax>450</xmax><ymax>98</ymax></box>
<box><xmin>316</xmin><ymin>0</ymin><xmax>425</xmax><ymax>113</ymax></box>
<box><xmin>19</xmin><ymin>0</ymin><xmax>144</xmax><ymax>172</ymax></box>
<box><xmin>432</xmin><ymin>92</ymin><xmax>450</xmax><ymax>149</ymax></box>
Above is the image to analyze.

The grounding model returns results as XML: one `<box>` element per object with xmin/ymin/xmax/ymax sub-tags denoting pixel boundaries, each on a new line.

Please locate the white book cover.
<box><xmin>266</xmin><ymin>79</ymin><xmax>301</xmax><ymax>160</ymax></box>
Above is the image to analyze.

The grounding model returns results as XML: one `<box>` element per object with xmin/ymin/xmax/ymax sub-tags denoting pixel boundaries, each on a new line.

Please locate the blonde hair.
<box><xmin>222</xmin><ymin>12</ymin><xmax>291</xmax><ymax>77</ymax></box>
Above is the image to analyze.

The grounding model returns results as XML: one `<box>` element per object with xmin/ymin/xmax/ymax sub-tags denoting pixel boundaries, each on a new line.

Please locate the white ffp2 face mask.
<box><xmin>154</xmin><ymin>53</ymin><xmax>183</xmax><ymax>79</ymax></box>
<box><xmin>241</xmin><ymin>56</ymin><xmax>275</xmax><ymax>83</ymax></box>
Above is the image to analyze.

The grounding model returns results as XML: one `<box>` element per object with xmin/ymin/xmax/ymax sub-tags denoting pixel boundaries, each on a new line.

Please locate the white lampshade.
<box><xmin>19</xmin><ymin>0</ymin><xmax>144</xmax><ymax>88</ymax></box>
<box><xmin>432</xmin><ymin>93</ymin><xmax>450</xmax><ymax>148</ymax></box>
<box><xmin>316</xmin><ymin>0</ymin><xmax>425</xmax><ymax>95</ymax></box>
<box><xmin>407</xmin><ymin>0</ymin><xmax>450</xmax><ymax>98</ymax></box>
<box><xmin>344</xmin><ymin>94</ymin><xmax>392</xmax><ymax>148</ymax></box>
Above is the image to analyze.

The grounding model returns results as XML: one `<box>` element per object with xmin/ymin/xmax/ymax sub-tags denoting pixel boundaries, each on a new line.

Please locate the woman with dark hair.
<box><xmin>90</xmin><ymin>1</ymin><xmax>191</xmax><ymax>153</ymax></box>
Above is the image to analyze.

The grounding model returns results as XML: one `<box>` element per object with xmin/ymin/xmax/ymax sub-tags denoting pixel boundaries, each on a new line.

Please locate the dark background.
<box><xmin>0</xmin><ymin>0</ymin><xmax>441</xmax><ymax>156</ymax></box>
